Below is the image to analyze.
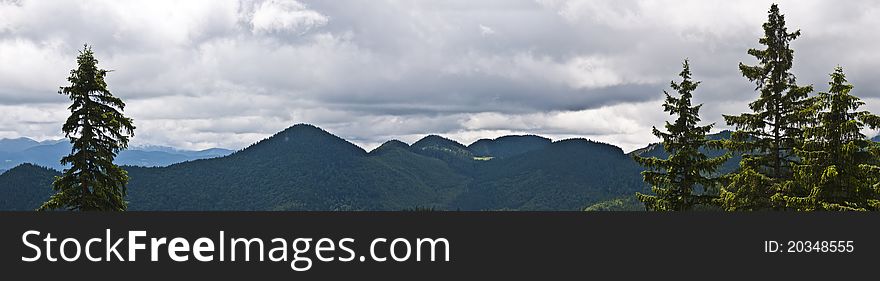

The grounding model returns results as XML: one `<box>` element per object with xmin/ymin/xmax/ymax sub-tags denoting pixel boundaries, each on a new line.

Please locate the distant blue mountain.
<box><xmin>0</xmin><ymin>138</ymin><xmax>233</xmax><ymax>171</ymax></box>
<box><xmin>0</xmin><ymin>138</ymin><xmax>63</xmax><ymax>152</ymax></box>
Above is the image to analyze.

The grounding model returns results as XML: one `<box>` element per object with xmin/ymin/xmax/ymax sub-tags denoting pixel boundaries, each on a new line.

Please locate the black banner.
<box><xmin>0</xmin><ymin>212</ymin><xmax>875</xmax><ymax>279</ymax></box>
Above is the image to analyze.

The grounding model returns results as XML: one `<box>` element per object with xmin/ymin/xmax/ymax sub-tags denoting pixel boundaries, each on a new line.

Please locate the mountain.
<box><xmin>468</xmin><ymin>135</ymin><xmax>551</xmax><ymax>159</ymax></box>
<box><xmin>456</xmin><ymin>139</ymin><xmax>645</xmax><ymax>210</ymax></box>
<box><xmin>0</xmin><ymin>124</ymin><xmax>649</xmax><ymax>211</ymax></box>
<box><xmin>369</xmin><ymin>140</ymin><xmax>411</xmax><ymax>155</ymax></box>
<box><xmin>0</xmin><ymin>164</ymin><xmax>58</xmax><ymax>210</ymax></box>
<box><xmin>411</xmin><ymin>135</ymin><xmax>477</xmax><ymax>174</ymax></box>
<box><xmin>411</xmin><ymin>135</ymin><xmax>473</xmax><ymax>158</ymax></box>
<box><xmin>123</xmin><ymin>124</ymin><xmax>475</xmax><ymax>210</ymax></box>
<box><xmin>0</xmin><ymin>137</ymin><xmax>233</xmax><ymax>171</ymax></box>
<box><xmin>131</xmin><ymin>145</ymin><xmax>233</xmax><ymax>159</ymax></box>
<box><xmin>0</xmin><ymin>137</ymin><xmax>41</xmax><ymax>152</ymax></box>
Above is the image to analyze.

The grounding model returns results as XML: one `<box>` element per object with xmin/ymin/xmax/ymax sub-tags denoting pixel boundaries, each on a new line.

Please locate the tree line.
<box><xmin>636</xmin><ymin>4</ymin><xmax>880</xmax><ymax>211</ymax></box>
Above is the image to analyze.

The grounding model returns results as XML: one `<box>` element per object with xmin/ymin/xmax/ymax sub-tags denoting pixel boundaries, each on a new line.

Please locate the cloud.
<box><xmin>0</xmin><ymin>39</ymin><xmax>71</xmax><ymax>104</ymax></box>
<box><xmin>1</xmin><ymin>0</ymin><xmax>879</xmax><ymax>152</ymax></box>
<box><xmin>479</xmin><ymin>24</ymin><xmax>496</xmax><ymax>36</ymax></box>
<box><xmin>250</xmin><ymin>0</ymin><xmax>329</xmax><ymax>34</ymax></box>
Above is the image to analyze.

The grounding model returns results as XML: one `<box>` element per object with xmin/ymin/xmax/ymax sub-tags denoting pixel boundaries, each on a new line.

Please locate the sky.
<box><xmin>1</xmin><ymin>0</ymin><xmax>879</xmax><ymax>152</ymax></box>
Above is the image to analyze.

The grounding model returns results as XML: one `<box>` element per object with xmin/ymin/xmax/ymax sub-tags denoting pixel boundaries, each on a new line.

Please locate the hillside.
<box><xmin>410</xmin><ymin>135</ymin><xmax>477</xmax><ymax>174</ymax></box>
<box><xmin>456</xmin><ymin>139</ymin><xmax>645</xmax><ymax>210</ymax></box>
<box><xmin>468</xmin><ymin>135</ymin><xmax>551</xmax><ymax>159</ymax></box>
<box><xmin>0</xmin><ymin>124</ymin><xmax>649</xmax><ymax>211</ymax></box>
<box><xmin>0</xmin><ymin>164</ymin><xmax>58</xmax><ymax>210</ymax></box>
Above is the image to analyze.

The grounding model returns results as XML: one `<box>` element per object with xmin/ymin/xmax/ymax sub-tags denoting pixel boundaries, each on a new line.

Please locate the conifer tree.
<box><xmin>719</xmin><ymin>4</ymin><xmax>813</xmax><ymax>210</ymax></box>
<box><xmin>39</xmin><ymin>45</ymin><xmax>135</xmax><ymax>211</ymax></box>
<box><xmin>779</xmin><ymin>67</ymin><xmax>880</xmax><ymax>211</ymax></box>
<box><xmin>635</xmin><ymin>60</ymin><xmax>730</xmax><ymax>211</ymax></box>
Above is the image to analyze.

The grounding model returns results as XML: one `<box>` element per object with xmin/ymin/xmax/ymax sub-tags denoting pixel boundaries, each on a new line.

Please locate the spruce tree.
<box><xmin>39</xmin><ymin>45</ymin><xmax>135</xmax><ymax>211</ymax></box>
<box><xmin>635</xmin><ymin>60</ymin><xmax>730</xmax><ymax>211</ymax></box>
<box><xmin>779</xmin><ymin>67</ymin><xmax>880</xmax><ymax>211</ymax></box>
<box><xmin>719</xmin><ymin>4</ymin><xmax>813</xmax><ymax>210</ymax></box>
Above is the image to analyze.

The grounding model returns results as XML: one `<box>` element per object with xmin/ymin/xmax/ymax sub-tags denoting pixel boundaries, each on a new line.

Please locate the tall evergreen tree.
<box><xmin>39</xmin><ymin>45</ymin><xmax>135</xmax><ymax>211</ymax></box>
<box><xmin>779</xmin><ymin>67</ymin><xmax>880</xmax><ymax>211</ymax></box>
<box><xmin>719</xmin><ymin>4</ymin><xmax>813</xmax><ymax>210</ymax></box>
<box><xmin>635</xmin><ymin>60</ymin><xmax>729</xmax><ymax>211</ymax></box>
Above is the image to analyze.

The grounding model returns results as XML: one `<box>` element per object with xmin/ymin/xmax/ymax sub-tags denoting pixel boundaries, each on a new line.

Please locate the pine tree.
<box><xmin>719</xmin><ymin>4</ymin><xmax>813</xmax><ymax>210</ymax></box>
<box><xmin>635</xmin><ymin>60</ymin><xmax>730</xmax><ymax>211</ymax></box>
<box><xmin>39</xmin><ymin>45</ymin><xmax>135</xmax><ymax>211</ymax></box>
<box><xmin>778</xmin><ymin>67</ymin><xmax>880</xmax><ymax>211</ymax></box>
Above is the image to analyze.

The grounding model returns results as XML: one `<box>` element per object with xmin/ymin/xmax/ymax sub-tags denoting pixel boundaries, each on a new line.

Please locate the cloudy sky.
<box><xmin>1</xmin><ymin>0</ymin><xmax>879</xmax><ymax>152</ymax></box>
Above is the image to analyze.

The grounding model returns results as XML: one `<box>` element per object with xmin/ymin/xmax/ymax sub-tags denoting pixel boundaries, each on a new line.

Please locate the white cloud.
<box><xmin>250</xmin><ymin>0</ymin><xmax>328</xmax><ymax>34</ymax></box>
<box><xmin>479</xmin><ymin>24</ymin><xmax>495</xmax><ymax>36</ymax></box>
<box><xmin>0</xmin><ymin>39</ymin><xmax>71</xmax><ymax>102</ymax></box>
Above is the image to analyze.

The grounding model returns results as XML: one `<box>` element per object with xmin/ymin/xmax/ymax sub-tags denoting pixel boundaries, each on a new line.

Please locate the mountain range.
<box><xmin>0</xmin><ymin>137</ymin><xmax>233</xmax><ymax>173</ymax></box>
<box><xmin>0</xmin><ymin>124</ymin><xmax>743</xmax><ymax>211</ymax></box>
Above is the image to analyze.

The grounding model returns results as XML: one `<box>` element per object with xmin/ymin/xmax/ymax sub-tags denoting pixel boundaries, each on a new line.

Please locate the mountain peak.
<box><xmin>369</xmin><ymin>140</ymin><xmax>410</xmax><ymax>155</ymax></box>
<box><xmin>281</xmin><ymin>123</ymin><xmax>325</xmax><ymax>134</ymax></box>
<box><xmin>412</xmin><ymin>135</ymin><xmax>467</xmax><ymax>150</ymax></box>
<box><xmin>270</xmin><ymin>123</ymin><xmax>348</xmax><ymax>143</ymax></box>
<box><xmin>236</xmin><ymin>123</ymin><xmax>367</xmax><ymax>158</ymax></box>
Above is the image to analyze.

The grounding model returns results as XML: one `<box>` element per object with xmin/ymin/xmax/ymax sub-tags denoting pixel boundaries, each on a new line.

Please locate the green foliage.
<box><xmin>634</xmin><ymin>60</ymin><xmax>729</xmax><ymax>211</ymax></box>
<box><xmin>40</xmin><ymin>45</ymin><xmax>135</xmax><ymax>211</ymax></box>
<box><xmin>720</xmin><ymin>4</ymin><xmax>813</xmax><ymax>210</ymax></box>
<box><xmin>778</xmin><ymin>67</ymin><xmax>880</xmax><ymax>211</ymax></box>
<box><xmin>630</xmin><ymin>130</ymin><xmax>741</xmax><ymax>175</ymax></box>
<box><xmin>583</xmin><ymin>196</ymin><xmax>644</xmax><ymax>211</ymax></box>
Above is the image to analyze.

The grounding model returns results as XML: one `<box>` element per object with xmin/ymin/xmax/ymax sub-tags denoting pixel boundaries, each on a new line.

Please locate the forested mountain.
<box><xmin>410</xmin><ymin>135</ymin><xmax>477</xmax><ymax>174</ymax></box>
<box><xmin>0</xmin><ymin>164</ymin><xmax>58</xmax><ymax>210</ymax></box>
<box><xmin>0</xmin><ymin>124</ymin><xmax>649</xmax><ymax>211</ymax></box>
<box><xmin>468</xmin><ymin>135</ymin><xmax>551</xmax><ymax>159</ymax></box>
<box><xmin>0</xmin><ymin>137</ymin><xmax>233</xmax><ymax>171</ymax></box>
<box><xmin>457</xmin><ymin>138</ymin><xmax>644</xmax><ymax>210</ymax></box>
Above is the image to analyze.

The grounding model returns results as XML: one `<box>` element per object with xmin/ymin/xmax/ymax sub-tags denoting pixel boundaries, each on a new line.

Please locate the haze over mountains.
<box><xmin>0</xmin><ymin>137</ymin><xmax>233</xmax><ymax>173</ymax></box>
